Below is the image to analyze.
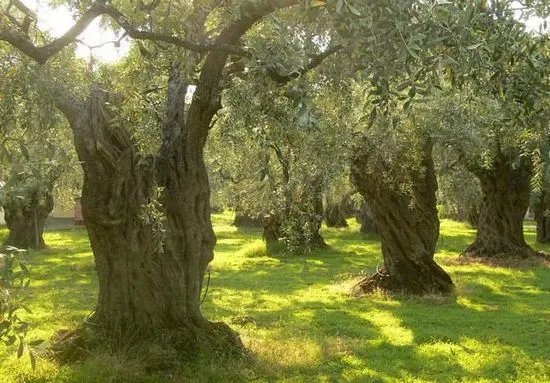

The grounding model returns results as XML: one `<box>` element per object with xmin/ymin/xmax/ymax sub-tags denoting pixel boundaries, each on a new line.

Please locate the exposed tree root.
<box><xmin>351</xmin><ymin>269</ymin><xmax>398</xmax><ymax>296</ymax></box>
<box><xmin>461</xmin><ymin>242</ymin><xmax>546</xmax><ymax>260</ymax></box>
<box><xmin>351</xmin><ymin>265</ymin><xmax>454</xmax><ymax>297</ymax></box>
<box><xmin>46</xmin><ymin>320</ymin><xmax>245</xmax><ymax>368</ymax></box>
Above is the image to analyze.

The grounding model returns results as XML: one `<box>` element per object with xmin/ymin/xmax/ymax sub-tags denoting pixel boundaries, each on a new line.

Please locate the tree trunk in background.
<box><xmin>325</xmin><ymin>198</ymin><xmax>348</xmax><ymax>228</ymax></box>
<box><xmin>351</xmin><ymin>139</ymin><xmax>453</xmax><ymax>295</ymax></box>
<box><xmin>233</xmin><ymin>212</ymin><xmax>262</xmax><ymax>227</ymax></box>
<box><xmin>262</xmin><ymin>213</ymin><xmax>281</xmax><ymax>250</ymax></box>
<box><xmin>3</xmin><ymin>189</ymin><xmax>54</xmax><ymax>249</ymax></box>
<box><xmin>357</xmin><ymin>201</ymin><xmax>378</xmax><ymax>234</ymax></box>
<box><xmin>533</xmin><ymin>190</ymin><xmax>550</xmax><ymax>243</ymax></box>
<box><xmin>309</xmin><ymin>176</ymin><xmax>327</xmax><ymax>248</ymax></box>
<box><xmin>464</xmin><ymin>155</ymin><xmax>539</xmax><ymax>258</ymax></box>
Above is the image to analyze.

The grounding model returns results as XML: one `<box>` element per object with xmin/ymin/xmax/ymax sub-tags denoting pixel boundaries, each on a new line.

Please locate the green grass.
<box><xmin>1</xmin><ymin>215</ymin><xmax>549</xmax><ymax>382</ymax></box>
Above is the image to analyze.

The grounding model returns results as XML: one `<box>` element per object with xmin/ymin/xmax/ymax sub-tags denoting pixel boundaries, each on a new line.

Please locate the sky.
<box><xmin>24</xmin><ymin>0</ymin><xmax>130</xmax><ymax>63</ymax></box>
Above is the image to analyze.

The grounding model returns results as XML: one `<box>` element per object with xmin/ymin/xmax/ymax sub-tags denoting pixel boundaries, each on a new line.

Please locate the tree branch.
<box><xmin>267</xmin><ymin>44</ymin><xmax>342</xmax><ymax>85</ymax></box>
<box><xmin>0</xmin><ymin>0</ymin><xmax>250</xmax><ymax>64</ymax></box>
<box><xmin>0</xmin><ymin>1</ymin><xmax>107</xmax><ymax>64</ymax></box>
<box><xmin>101</xmin><ymin>4</ymin><xmax>249</xmax><ymax>57</ymax></box>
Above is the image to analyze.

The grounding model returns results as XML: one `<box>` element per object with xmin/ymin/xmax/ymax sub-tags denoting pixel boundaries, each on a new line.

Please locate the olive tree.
<box><xmin>0</xmin><ymin>0</ymin><xmax>340</xmax><ymax>350</ymax></box>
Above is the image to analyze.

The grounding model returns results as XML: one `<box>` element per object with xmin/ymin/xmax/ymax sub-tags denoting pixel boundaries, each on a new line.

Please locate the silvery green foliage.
<box><xmin>0</xmin><ymin>247</ymin><xmax>40</xmax><ymax>368</ymax></box>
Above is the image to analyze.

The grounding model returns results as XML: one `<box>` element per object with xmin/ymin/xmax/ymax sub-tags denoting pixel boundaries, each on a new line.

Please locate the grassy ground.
<box><xmin>0</xmin><ymin>214</ymin><xmax>549</xmax><ymax>382</ymax></box>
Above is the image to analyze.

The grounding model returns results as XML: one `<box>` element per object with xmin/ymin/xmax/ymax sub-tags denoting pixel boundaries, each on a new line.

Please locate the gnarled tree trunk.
<box><xmin>463</xmin><ymin>154</ymin><xmax>539</xmax><ymax>258</ymax></box>
<box><xmin>59</xmin><ymin>71</ymin><xmax>242</xmax><ymax>350</ymax></box>
<box><xmin>533</xmin><ymin>190</ymin><xmax>550</xmax><ymax>243</ymax></box>
<box><xmin>351</xmin><ymin>139</ymin><xmax>453</xmax><ymax>295</ymax></box>
<box><xmin>3</xmin><ymin>189</ymin><xmax>54</xmax><ymax>249</ymax></box>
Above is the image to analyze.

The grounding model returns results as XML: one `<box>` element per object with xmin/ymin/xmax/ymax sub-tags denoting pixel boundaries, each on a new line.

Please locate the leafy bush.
<box><xmin>0</xmin><ymin>246</ymin><xmax>38</xmax><ymax>367</ymax></box>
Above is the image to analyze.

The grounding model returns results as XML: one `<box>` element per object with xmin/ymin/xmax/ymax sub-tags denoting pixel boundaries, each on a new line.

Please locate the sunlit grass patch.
<box><xmin>0</xmin><ymin>217</ymin><xmax>549</xmax><ymax>382</ymax></box>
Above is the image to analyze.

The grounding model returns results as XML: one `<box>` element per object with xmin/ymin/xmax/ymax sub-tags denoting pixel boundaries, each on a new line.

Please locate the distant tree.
<box><xmin>0</xmin><ymin>46</ymin><xmax>74</xmax><ymax>249</ymax></box>
<box><xmin>435</xmin><ymin>17</ymin><xmax>550</xmax><ymax>258</ymax></box>
<box><xmin>357</xmin><ymin>200</ymin><xmax>378</xmax><ymax>235</ymax></box>
<box><xmin>436</xmin><ymin>162</ymin><xmax>481</xmax><ymax>227</ymax></box>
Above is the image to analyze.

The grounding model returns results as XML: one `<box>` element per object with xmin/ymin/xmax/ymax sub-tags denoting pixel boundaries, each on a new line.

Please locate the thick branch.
<box><xmin>101</xmin><ymin>5</ymin><xmax>249</xmax><ymax>57</ymax></box>
<box><xmin>0</xmin><ymin>1</ymin><xmax>107</xmax><ymax>64</ymax></box>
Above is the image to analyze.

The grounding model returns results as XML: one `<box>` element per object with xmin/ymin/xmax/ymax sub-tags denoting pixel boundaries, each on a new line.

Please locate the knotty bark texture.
<box><xmin>351</xmin><ymin>139</ymin><xmax>453</xmax><ymax>295</ymax></box>
<box><xmin>463</xmin><ymin>153</ymin><xmax>539</xmax><ymax>258</ymax></box>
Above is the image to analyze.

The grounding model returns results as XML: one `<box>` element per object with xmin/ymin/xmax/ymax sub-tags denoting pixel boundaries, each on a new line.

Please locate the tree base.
<box><xmin>457</xmin><ymin>251</ymin><xmax>550</xmax><ymax>268</ymax></box>
<box><xmin>47</xmin><ymin>320</ymin><xmax>245</xmax><ymax>368</ymax></box>
<box><xmin>461</xmin><ymin>242</ymin><xmax>543</xmax><ymax>259</ymax></box>
<box><xmin>352</xmin><ymin>267</ymin><xmax>454</xmax><ymax>296</ymax></box>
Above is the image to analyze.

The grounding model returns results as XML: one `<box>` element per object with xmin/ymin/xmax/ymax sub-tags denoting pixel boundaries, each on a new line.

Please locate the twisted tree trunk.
<box><xmin>463</xmin><ymin>154</ymin><xmax>539</xmax><ymax>258</ymax></box>
<box><xmin>3</xmin><ymin>189</ymin><xmax>54</xmax><ymax>249</ymax></box>
<box><xmin>59</xmin><ymin>64</ymin><xmax>241</xmax><ymax>352</ymax></box>
<box><xmin>351</xmin><ymin>139</ymin><xmax>453</xmax><ymax>295</ymax></box>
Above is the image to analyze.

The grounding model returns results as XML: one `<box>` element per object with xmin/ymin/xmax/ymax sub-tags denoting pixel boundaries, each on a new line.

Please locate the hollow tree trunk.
<box><xmin>3</xmin><ymin>189</ymin><xmax>54</xmax><ymax>249</ymax></box>
<box><xmin>351</xmin><ymin>139</ymin><xmax>453</xmax><ymax>295</ymax></box>
<box><xmin>533</xmin><ymin>190</ymin><xmax>550</xmax><ymax>243</ymax></box>
<box><xmin>463</xmin><ymin>155</ymin><xmax>539</xmax><ymax>258</ymax></box>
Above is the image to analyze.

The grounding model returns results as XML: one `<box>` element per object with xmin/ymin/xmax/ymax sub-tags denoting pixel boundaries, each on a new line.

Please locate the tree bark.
<box><xmin>357</xmin><ymin>201</ymin><xmax>378</xmax><ymax>234</ymax></box>
<box><xmin>3</xmin><ymin>189</ymin><xmax>54</xmax><ymax>249</ymax></box>
<box><xmin>325</xmin><ymin>191</ymin><xmax>354</xmax><ymax>228</ymax></box>
<box><xmin>59</xmin><ymin>64</ymin><xmax>240</xmax><ymax>351</ymax></box>
<box><xmin>533</xmin><ymin>190</ymin><xmax>550</xmax><ymax>243</ymax></box>
<box><xmin>351</xmin><ymin>139</ymin><xmax>453</xmax><ymax>295</ymax></box>
<box><xmin>463</xmin><ymin>154</ymin><xmax>539</xmax><ymax>258</ymax></box>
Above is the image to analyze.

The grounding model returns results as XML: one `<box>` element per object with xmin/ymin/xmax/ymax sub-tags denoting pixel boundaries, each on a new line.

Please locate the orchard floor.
<box><xmin>0</xmin><ymin>214</ymin><xmax>549</xmax><ymax>382</ymax></box>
